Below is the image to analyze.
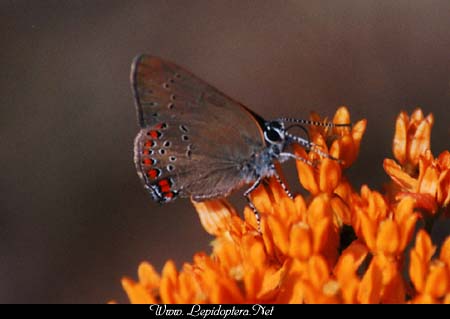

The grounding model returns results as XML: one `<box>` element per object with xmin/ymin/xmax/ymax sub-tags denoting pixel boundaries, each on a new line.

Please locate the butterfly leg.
<box><xmin>271</xmin><ymin>164</ymin><xmax>294</xmax><ymax>199</ymax></box>
<box><xmin>243</xmin><ymin>177</ymin><xmax>263</xmax><ymax>232</ymax></box>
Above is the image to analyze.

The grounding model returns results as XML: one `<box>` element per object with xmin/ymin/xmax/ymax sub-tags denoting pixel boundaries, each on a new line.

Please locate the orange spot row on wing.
<box><xmin>147</xmin><ymin>130</ymin><xmax>162</xmax><ymax>139</ymax></box>
<box><xmin>148</xmin><ymin>169</ymin><xmax>160</xmax><ymax>179</ymax></box>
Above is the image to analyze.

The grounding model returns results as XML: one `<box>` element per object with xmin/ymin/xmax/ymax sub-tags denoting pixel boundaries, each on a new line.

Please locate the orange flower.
<box><xmin>385</xmin><ymin>148</ymin><xmax>450</xmax><ymax>213</ymax></box>
<box><xmin>409</xmin><ymin>230</ymin><xmax>450</xmax><ymax>303</ymax></box>
<box><xmin>334</xmin><ymin>241</ymin><xmax>370</xmax><ymax>303</ymax></box>
<box><xmin>117</xmin><ymin>107</ymin><xmax>449</xmax><ymax>304</ymax></box>
<box><xmin>348</xmin><ymin>187</ymin><xmax>419</xmax><ymax>303</ymax></box>
<box><xmin>306</xmin><ymin>107</ymin><xmax>366</xmax><ymax>169</ymax></box>
<box><xmin>295</xmin><ymin>107</ymin><xmax>366</xmax><ymax>196</ymax></box>
<box><xmin>393</xmin><ymin>108</ymin><xmax>434</xmax><ymax>168</ymax></box>
<box><xmin>351</xmin><ymin>186</ymin><xmax>418</xmax><ymax>257</ymax></box>
<box><xmin>294</xmin><ymin>107</ymin><xmax>365</xmax><ymax>226</ymax></box>
<box><xmin>384</xmin><ymin>109</ymin><xmax>449</xmax><ymax>214</ymax></box>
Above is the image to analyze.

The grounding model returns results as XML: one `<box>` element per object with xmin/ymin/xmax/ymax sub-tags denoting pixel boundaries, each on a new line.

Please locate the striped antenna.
<box><xmin>278</xmin><ymin>118</ymin><xmax>352</xmax><ymax>128</ymax></box>
<box><xmin>285</xmin><ymin>132</ymin><xmax>343</xmax><ymax>163</ymax></box>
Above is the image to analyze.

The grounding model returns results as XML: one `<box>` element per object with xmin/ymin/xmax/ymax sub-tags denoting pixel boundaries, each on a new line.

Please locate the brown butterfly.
<box><xmin>131</xmin><ymin>55</ymin><xmax>349</xmax><ymax>225</ymax></box>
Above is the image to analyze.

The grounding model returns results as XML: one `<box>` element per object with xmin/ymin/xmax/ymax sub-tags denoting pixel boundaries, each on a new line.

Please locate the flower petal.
<box><xmin>295</xmin><ymin>146</ymin><xmax>319</xmax><ymax>194</ymax></box>
<box><xmin>138</xmin><ymin>262</ymin><xmax>161</xmax><ymax>291</ymax></box>
<box><xmin>415</xmin><ymin>230</ymin><xmax>436</xmax><ymax>261</ymax></box>
<box><xmin>332</xmin><ymin>106</ymin><xmax>351</xmax><ymax>127</ymax></box>
<box><xmin>359</xmin><ymin>210</ymin><xmax>377</xmax><ymax>251</ymax></box>
<box><xmin>438</xmin><ymin>168</ymin><xmax>450</xmax><ymax>207</ymax></box>
<box><xmin>376</xmin><ymin>219</ymin><xmax>400</xmax><ymax>255</ymax></box>
<box><xmin>383</xmin><ymin>158</ymin><xmax>418</xmax><ymax>191</ymax></box>
<box><xmin>411</xmin><ymin>108</ymin><xmax>424</xmax><ymax>122</ymax></box>
<box><xmin>440</xmin><ymin>236</ymin><xmax>450</xmax><ymax>266</ymax></box>
<box><xmin>267</xmin><ymin>215</ymin><xmax>290</xmax><ymax>255</ymax></box>
<box><xmin>121</xmin><ymin>278</ymin><xmax>155</xmax><ymax>304</ymax></box>
<box><xmin>351</xmin><ymin>119</ymin><xmax>367</xmax><ymax>146</ymax></box>
<box><xmin>418</xmin><ymin>165</ymin><xmax>438</xmax><ymax>197</ymax></box>
<box><xmin>160</xmin><ymin>260</ymin><xmax>179</xmax><ymax>303</ymax></box>
<box><xmin>308</xmin><ymin>255</ymin><xmax>330</xmax><ymax>289</ymax></box>
<box><xmin>358</xmin><ymin>261</ymin><xmax>383</xmax><ymax>304</ymax></box>
<box><xmin>393</xmin><ymin>112</ymin><xmax>408</xmax><ymax>164</ymax></box>
<box><xmin>289</xmin><ymin>223</ymin><xmax>312</xmax><ymax>260</ymax></box>
<box><xmin>335</xmin><ymin>240</ymin><xmax>369</xmax><ymax>279</ymax></box>
<box><xmin>408</xmin><ymin>114</ymin><xmax>433</xmax><ymax>165</ymax></box>
<box><xmin>410</xmin><ymin>249</ymin><xmax>426</xmax><ymax>293</ymax></box>
<box><xmin>424</xmin><ymin>262</ymin><xmax>449</xmax><ymax>298</ymax></box>
<box><xmin>319</xmin><ymin>158</ymin><xmax>341</xmax><ymax>193</ymax></box>
<box><xmin>193</xmin><ymin>199</ymin><xmax>241</xmax><ymax>236</ymax></box>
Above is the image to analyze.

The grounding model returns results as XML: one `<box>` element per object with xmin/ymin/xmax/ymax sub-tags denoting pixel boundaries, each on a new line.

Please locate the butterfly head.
<box><xmin>263</xmin><ymin>119</ymin><xmax>310</xmax><ymax>159</ymax></box>
<box><xmin>263</xmin><ymin>117</ymin><xmax>352</xmax><ymax>165</ymax></box>
<box><xmin>263</xmin><ymin>120</ymin><xmax>288</xmax><ymax>153</ymax></box>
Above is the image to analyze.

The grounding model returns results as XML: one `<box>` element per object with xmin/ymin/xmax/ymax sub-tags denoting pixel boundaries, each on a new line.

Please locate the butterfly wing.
<box><xmin>131</xmin><ymin>55</ymin><xmax>266</xmax><ymax>202</ymax></box>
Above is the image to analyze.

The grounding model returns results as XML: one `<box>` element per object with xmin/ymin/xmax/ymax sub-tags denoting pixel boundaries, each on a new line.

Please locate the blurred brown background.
<box><xmin>1</xmin><ymin>1</ymin><xmax>449</xmax><ymax>303</ymax></box>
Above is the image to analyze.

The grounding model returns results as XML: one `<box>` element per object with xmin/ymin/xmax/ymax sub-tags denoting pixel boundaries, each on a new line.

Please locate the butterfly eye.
<box><xmin>263</xmin><ymin>121</ymin><xmax>285</xmax><ymax>144</ymax></box>
<box><xmin>264</xmin><ymin>127</ymin><xmax>283</xmax><ymax>144</ymax></box>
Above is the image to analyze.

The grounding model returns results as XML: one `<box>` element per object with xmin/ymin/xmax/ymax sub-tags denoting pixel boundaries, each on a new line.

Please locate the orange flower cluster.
<box><xmin>384</xmin><ymin>109</ymin><xmax>449</xmax><ymax>213</ymax></box>
<box><xmin>120</xmin><ymin>107</ymin><xmax>450</xmax><ymax>304</ymax></box>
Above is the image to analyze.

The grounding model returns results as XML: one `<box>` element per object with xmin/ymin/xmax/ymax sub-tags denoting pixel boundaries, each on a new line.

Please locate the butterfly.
<box><xmin>131</xmin><ymin>55</ymin><xmax>350</xmax><ymax>226</ymax></box>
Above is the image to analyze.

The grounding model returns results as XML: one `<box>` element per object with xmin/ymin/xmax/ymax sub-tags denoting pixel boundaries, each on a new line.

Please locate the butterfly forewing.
<box><xmin>132</xmin><ymin>55</ymin><xmax>266</xmax><ymax>202</ymax></box>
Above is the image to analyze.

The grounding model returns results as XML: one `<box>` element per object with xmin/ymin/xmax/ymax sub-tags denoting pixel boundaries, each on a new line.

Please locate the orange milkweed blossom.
<box><xmin>392</xmin><ymin>109</ymin><xmax>434</xmax><ymax>168</ymax></box>
<box><xmin>118</xmin><ymin>107</ymin><xmax>449</xmax><ymax>304</ymax></box>
<box><xmin>384</xmin><ymin>108</ymin><xmax>449</xmax><ymax>214</ymax></box>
